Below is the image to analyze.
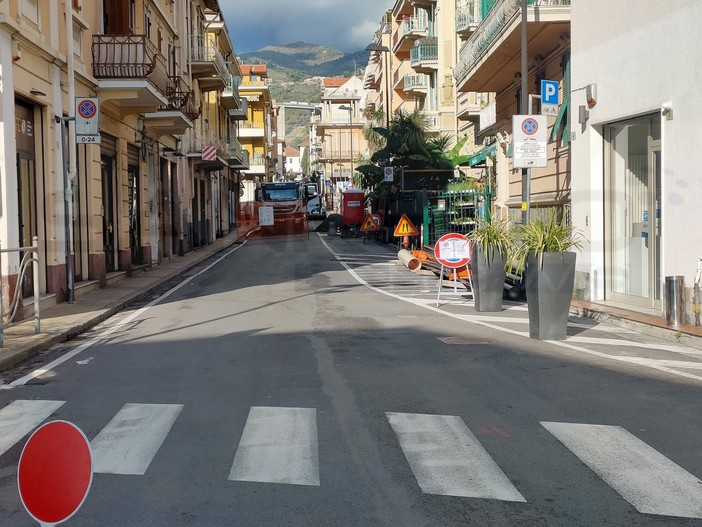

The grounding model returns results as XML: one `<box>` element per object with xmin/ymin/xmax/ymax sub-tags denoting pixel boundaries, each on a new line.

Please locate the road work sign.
<box><xmin>393</xmin><ymin>214</ymin><xmax>419</xmax><ymax>237</ymax></box>
<box><xmin>361</xmin><ymin>214</ymin><xmax>380</xmax><ymax>231</ymax></box>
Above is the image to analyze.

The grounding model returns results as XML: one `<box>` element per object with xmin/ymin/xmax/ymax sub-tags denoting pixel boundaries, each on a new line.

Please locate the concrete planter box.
<box><xmin>525</xmin><ymin>251</ymin><xmax>576</xmax><ymax>340</ymax></box>
<box><xmin>472</xmin><ymin>244</ymin><xmax>507</xmax><ymax>312</ymax></box>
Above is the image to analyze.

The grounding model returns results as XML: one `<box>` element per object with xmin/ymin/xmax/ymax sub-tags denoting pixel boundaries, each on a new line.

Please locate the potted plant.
<box><xmin>513</xmin><ymin>210</ymin><xmax>584</xmax><ymax>340</ymax></box>
<box><xmin>467</xmin><ymin>218</ymin><xmax>513</xmax><ymax>312</ymax></box>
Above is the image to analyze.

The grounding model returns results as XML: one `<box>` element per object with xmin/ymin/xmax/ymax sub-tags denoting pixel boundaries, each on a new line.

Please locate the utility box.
<box><xmin>341</xmin><ymin>189</ymin><xmax>365</xmax><ymax>226</ymax></box>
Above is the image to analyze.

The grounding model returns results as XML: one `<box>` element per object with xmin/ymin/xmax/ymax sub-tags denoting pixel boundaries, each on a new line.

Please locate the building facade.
<box><xmin>570</xmin><ymin>0</ymin><xmax>702</xmax><ymax>317</ymax></box>
<box><xmin>0</xmin><ymin>0</ymin><xmax>245</xmax><ymax>312</ymax></box>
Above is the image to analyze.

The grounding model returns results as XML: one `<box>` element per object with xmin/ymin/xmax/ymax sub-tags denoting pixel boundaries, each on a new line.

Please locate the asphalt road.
<box><xmin>1</xmin><ymin>233</ymin><xmax>701</xmax><ymax>526</ymax></box>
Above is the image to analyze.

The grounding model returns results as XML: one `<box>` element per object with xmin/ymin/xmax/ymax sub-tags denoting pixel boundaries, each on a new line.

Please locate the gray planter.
<box><xmin>471</xmin><ymin>244</ymin><xmax>507</xmax><ymax>312</ymax></box>
<box><xmin>525</xmin><ymin>251</ymin><xmax>576</xmax><ymax>340</ymax></box>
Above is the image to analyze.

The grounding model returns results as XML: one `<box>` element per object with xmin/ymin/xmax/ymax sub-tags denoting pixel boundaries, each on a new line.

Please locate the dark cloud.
<box><xmin>223</xmin><ymin>1</ymin><xmax>387</xmax><ymax>53</ymax></box>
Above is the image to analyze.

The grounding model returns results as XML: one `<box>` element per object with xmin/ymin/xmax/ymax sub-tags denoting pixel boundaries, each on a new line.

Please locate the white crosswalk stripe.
<box><xmin>2</xmin><ymin>398</ymin><xmax>702</xmax><ymax>520</ymax></box>
<box><xmin>0</xmin><ymin>399</ymin><xmax>65</xmax><ymax>456</ymax></box>
<box><xmin>542</xmin><ymin>421</ymin><xmax>702</xmax><ymax>519</ymax></box>
<box><xmin>387</xmin><ymin>412</ymin><xmax>526</xmax><ymax>501</ymax></box>
<box><xmin>91</xmin><ymin>403</ymin><xmax>183</xmax><ymax>475</ymax></box>
<box><xmin>229</xmin><ymin>406</ymin><xmax>320</xmax><ymax>486</ymax></box>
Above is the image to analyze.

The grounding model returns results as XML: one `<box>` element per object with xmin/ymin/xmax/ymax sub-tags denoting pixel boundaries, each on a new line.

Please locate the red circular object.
<box><xmin>18</xmin><ymin>421</ymin><xmax>93</xmax><ymax>524</ymax></box>
<box><xmin>434</xmin><ymin>233</ymin><xmax>471</xmax><ymax>269</ymax></box>
<box><xmin>78</xmin><ymin>100</ymin><xmax>96</xmax><ymax>119</ymax></box>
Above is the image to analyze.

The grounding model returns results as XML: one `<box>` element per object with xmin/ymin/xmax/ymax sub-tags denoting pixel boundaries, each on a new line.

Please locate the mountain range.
<box><xmin>238</xmin><ymin>42</ymin><xmax>368</xmax><ymax>147</ymax></box>
<box><xmin>239</xmin><ymin>42</ymin><xmax>367</xmax><ymax>81</ymax></box>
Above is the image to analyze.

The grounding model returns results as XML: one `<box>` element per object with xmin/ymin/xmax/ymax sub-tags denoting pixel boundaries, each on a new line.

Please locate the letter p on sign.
<box><xmin>541</xmin><ymin>80</ymin><xmax>559</xmax><ymax>105</ymax></box>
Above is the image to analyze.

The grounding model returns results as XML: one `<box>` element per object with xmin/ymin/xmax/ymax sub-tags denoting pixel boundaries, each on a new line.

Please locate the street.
<box><xmin>1</xmin><ymin>233</ymin><xmax>702</xmax><ymax>526</ymax></box>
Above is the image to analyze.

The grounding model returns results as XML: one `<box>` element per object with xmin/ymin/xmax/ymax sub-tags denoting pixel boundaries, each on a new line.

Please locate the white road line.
<box><xmin>567</xmin><ymin>336</ymin><xmax>702</xmax><ymax>357</ymax></box>
<box><xmin>319</xmin><ymin>234</ymin><xmax>702</xmax><ymax>383</ymax></box>
<box><xmin>229</xmin><ymin>406</ymin><xmax>320</xmax><ymax>486</ymax></box>
<box><xmin>3</xmin><ymin>242</ymin><xmax>248</xmax><ymax>389</ymax></box>
<box><xmin>542</xmin><ymin>422</ymin><xmax>702</xmax><ymax>518</ymax></box>
<box><xmin>91</xmin><ymin>403</ymin><xmax>183</xmax><ymax>475</ymax></box>
<box><xmin>386</xmin><ymin>412</ymin><xmax>526</xmax><ymax>502</ymax></box>
<box><xmin>0</xmin><ymin>400</ymin><xmax>65</xmax><ymax>456</ymax></box>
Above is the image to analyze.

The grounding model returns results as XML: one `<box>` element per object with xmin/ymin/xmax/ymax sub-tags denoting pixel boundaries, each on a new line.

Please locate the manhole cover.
<box><xmin>437</xmin><ymin>336</ymin><xmax>495</xmax><ymax>345</ymax></box>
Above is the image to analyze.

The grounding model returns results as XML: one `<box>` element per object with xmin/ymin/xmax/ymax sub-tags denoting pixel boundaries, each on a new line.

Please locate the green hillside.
<box><xmin>239</xmin><ymin>42</ymin><xmax>369</xmax><ymax>148</ymax></box>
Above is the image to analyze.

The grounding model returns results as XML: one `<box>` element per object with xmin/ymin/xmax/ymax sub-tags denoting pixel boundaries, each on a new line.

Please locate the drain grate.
<box><xmin>437</xmin><ymin>336</ymin><xmax>495</xmax><ymax>345</ymax></box>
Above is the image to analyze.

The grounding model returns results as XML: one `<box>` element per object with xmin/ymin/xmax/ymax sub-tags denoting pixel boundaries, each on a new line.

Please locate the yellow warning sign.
<box><xmin>361</xmin><ymin>214</ymin><xmax>380</xmax><ymax>232</ymax></box>
<box><xmin>393</xmin><ymin>214</ymin><xmax>419</xmax><ymax>237</ymax></box>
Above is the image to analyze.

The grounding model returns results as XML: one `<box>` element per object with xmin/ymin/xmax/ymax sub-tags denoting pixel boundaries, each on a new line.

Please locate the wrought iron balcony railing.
<box><xmin>92</xmin><ymin>34</ymin><xmax>171</xmax><ymax>96</ymax></box>
<box><xmin>190</xmin><ymin>35</ymin><xmax>227</xmax><ymax>75</ymax></box>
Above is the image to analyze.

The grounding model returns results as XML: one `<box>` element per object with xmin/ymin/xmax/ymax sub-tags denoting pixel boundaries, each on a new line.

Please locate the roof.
<box><xmin>285</xmin><ymin>146</ymin><xmax>300</xmax><ymax>156</ymax></box>
<box><xmin>240</xmin><ymin>64</ymin><xmax>268</xmax><ymax>76</ymax></box>
<box><xmin>322</xmin><ymin>77</ymin><xmax>349</xmax><ymax>88</ymax></box>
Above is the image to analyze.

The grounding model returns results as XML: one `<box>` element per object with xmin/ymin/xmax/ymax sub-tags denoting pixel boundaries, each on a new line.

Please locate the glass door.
<box><xmin>605</xmin><ymin>115</ymin><xmax>662</xmax><ymax>310</ymax></box>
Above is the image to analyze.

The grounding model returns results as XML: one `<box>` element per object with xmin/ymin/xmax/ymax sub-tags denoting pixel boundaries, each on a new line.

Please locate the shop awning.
<box><xmin>464</xmin><ymin>142</ymin><xmax>497</xmax><ymax>167</ymax></box>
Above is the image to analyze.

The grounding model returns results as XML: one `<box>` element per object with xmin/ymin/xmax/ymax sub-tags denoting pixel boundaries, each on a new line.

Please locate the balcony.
<box><xmin>455</xmin><ymin>0</ymin><xmax>571</xmax><ymax>93</ymax></box>
<box><xmin>220</xmin><ymin>75</ymin><xmax>241</xmax><ymax>110</ymax></box>
<box><xmin>392</xmin><ymin>16</ymin><xmax>428</xmax><ymax>52</ymax></box>
<box><xmin>410</xmin><ymin>38</ymin><xmax>439</xmax><ymax>72</ymax></box>
<box><xmin>226</xmin><ymin>138</ymin><xmax>246</xmax><ymax>166</ymax></box>
<box><xmin>238</xmin><ymin>120</ymin><xmax>265</xmax><ymax>138</ymax></box>
<box><xmin>247</xmin><ymin>154</ymin><xmax>267</xmax><ymax>174</ymax></box>
<box><xmin>456</xmin><ymin>1</ymin><xmax>482</xmax><ymax>38</ymax></box>
<box><xmin>92</xmin><ymin>35</ymin><xmax>169</xmax><ymax>113</ymax></box>
<box><xmin>403</xmin><ymin>74</ymin><xmax>429</xmax><ymax>95</ymax></box>
<box><xmin>185</xmin><ymin>132</ymin><xmax>228</xmax><ymax>168</ymax></box>
<box><xmin>230</xmin><ymin>149</ymin><xmax>249</xmax><ymax>170</ymax></box>
<box><xmin>229</xmin><ymin>98</ymin><xmax>248</xmax><ymax>120</ymax></box>
<box><xmin>141</xmin><ymin>76</ymin><xmax>199</xmax><ymax>137</ymax></box>
<box><xmin>190</xmin><ymin>35</ymin><xmax>227</xmax><ymax>92</ymax></box>
<box><xmin>456</xmin><ymin>91</ymin><xmax>485</xmax><ymax>120</ymax></box>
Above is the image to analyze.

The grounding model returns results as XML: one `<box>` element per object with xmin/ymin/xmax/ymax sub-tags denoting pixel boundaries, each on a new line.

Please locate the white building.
<box><xmin>571</xmin><ymin>0</ymin><xmax>702</xmax><ymax>320</ymax></box>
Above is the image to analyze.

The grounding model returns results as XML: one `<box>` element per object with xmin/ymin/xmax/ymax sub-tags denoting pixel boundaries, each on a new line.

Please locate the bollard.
<box><xmin>665</xmin><ymin>275</ymin><xmax>685</xmax><ymax>326</ymax></box>
<box><xmin>327</xmin><ymin>221</ymin><xmax>337</xmax><ymax>236</ymax></box>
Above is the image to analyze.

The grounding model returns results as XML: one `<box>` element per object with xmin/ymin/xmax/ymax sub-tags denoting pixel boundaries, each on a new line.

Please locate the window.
<box><xmin>72</xmin><ymin>21</ymin><xmax>83</xmax><ymax>59</ymax></box>
<box><xmin>22</xmin><ymin>0</ymin><xmax>39</xmax><ymax>24</ymax></box>
<box><xmin>72</xmin><ymin>0</ymin><xmax>81</xmax><ymax>11</ymax></box>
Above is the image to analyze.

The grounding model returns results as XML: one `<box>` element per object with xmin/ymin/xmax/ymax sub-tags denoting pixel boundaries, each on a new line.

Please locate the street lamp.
<box><xmin>366</xmin><ymin>42</ymin><xmax>391</xmax><ymax>129</ymax></box>
<box><xmin>339</xmin><ymin>104</ymin><xmax>353</xmax><ymax>186</ymax></box>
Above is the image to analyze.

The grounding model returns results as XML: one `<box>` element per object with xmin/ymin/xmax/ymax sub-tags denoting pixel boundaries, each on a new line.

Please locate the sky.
<box><xmin>222</xmin><ymin>0</ymin><xmax>390</xmax><ymax>54</ymax></box>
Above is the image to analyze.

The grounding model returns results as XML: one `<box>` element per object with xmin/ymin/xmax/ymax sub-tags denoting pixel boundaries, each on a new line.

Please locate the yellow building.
<box><xmin>238</xmin><ymin>64</ymin><xmax>274</xmax><ymax>184</ymax></box>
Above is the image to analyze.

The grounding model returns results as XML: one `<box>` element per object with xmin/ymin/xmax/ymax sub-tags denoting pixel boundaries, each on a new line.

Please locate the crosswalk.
<box><xmin>1</xmin><ymin>399</ymin><xmax>701</xmax><ymax>519</ymax></box>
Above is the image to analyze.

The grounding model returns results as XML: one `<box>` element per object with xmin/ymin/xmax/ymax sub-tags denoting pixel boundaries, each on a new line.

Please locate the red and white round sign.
<box><xmin>18</xmin><ymin>421</ymin><xmax>93</xmax><ymax>525</ymax></box>
<box><xmin>434</xmin><ymin>233</ymin><xmax>471</xmax><ymax>269</ymax></box>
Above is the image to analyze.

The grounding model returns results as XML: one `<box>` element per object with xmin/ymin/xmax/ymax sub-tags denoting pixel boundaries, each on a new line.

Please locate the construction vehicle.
<box><xmin>255</xmin><ymin>181</ymin><xmax>308</xmax><ymax>235</ymax></box>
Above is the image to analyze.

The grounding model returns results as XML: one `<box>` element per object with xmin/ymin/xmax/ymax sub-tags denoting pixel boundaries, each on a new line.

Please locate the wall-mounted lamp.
<box><xmin>661</xmin><ymin>102</ymin><xmax>673</xmax><ymax>121</ymax></box>
<box><xmin>30</xmin><ymin>88</ymin><xmax>46</xmax><ymax>97</ymax></box>
<box><xmin>586</xmin><ymin>84</ymin><xmax>597</xmax><ymax>108</ymax></box>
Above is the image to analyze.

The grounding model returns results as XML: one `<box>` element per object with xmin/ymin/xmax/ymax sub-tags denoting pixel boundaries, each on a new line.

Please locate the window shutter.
<box><xmin>105</xmin><ymin>0</ymin><xmax>130</xmax><ymax>34</ymax></box>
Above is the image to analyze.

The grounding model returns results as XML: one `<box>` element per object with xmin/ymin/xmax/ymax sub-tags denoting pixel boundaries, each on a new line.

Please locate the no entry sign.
<box><xmin>18</xmin><ymin>421</ymin><xmax>93</xmax><ymax>525</ymax></box>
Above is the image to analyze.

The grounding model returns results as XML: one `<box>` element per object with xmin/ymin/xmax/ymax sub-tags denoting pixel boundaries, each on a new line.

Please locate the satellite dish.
<box><xmin>233</xmin><ymin>76</ymin><xmax>242</xmax><ymax>87</ymax></box>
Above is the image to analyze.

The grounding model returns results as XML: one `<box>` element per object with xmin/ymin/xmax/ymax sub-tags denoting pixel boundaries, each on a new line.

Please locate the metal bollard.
<box><xmin>665</xmin><ymin>275</ymin><xmax>685</xmax><ymax>326</ymax></box>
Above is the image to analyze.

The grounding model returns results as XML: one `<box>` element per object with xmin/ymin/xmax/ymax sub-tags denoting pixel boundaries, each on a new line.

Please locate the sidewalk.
<box><xmin>0</xmin><ymin>228</ymin><xmax>251</xmax><ymax>372</ymax></box>
<box><xmin>2</xmin><ymin>229</ymin><xmax>702</xmax><ymax>373</ymax></box>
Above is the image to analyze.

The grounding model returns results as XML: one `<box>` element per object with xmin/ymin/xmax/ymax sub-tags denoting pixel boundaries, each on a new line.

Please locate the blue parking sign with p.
<box><xmin>541</xmin><ymin>80</ymin><xmax>559</xmax><ymax>105</ymax></box>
